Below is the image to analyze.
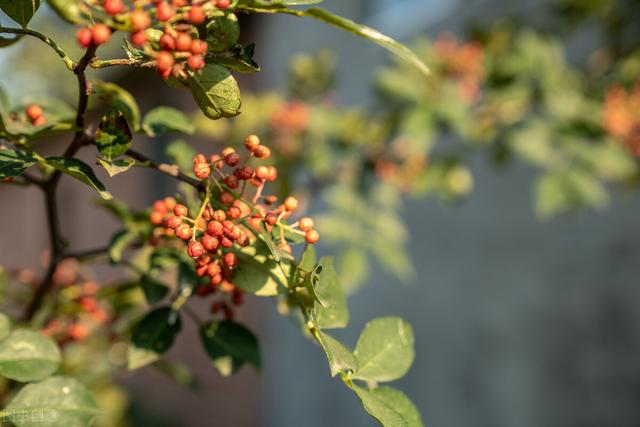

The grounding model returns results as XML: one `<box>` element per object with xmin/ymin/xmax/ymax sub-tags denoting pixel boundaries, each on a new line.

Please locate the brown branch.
<box><xmin>126</xmin><ymin>149</ymin><xmax>205</xmax><ymax>189</ymax></box>
<box><xmin>22</xmin><ymin>46</ymin><xmax>98</xmax><ymax>322</ymax></box>
<box><xmin>63</xmin><ymin>246</ymin><xmax>111</xmax><ymax>260</ymax></box>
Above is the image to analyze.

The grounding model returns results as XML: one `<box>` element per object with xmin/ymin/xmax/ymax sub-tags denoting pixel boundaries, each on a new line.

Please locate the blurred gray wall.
<box><xmin>256</xmin><ymin>1</ymin><xmax>640</xmax><ymax>426</ymax></box>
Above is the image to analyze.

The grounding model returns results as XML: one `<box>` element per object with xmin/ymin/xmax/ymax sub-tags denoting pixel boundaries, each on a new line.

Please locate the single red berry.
<box><xmin>216</xmin><ymin>0</ymin><xmax>230</xmax><ymax>9</ymax></box>
<box><xmin>278</xmin><ymin>241</ymin><xmax>292</xmax><ymax>254</ymax></box>
<box><xmin>299</xmin><ymin>217</ymin><xmax>314</xmax><ymax>232</ymax></box>
<box><xmin>131</xmin><ymin>30</ymin><xmax>147</xmax><ymax>47</ymax></box>
<box><xmin>213</xmin><ymin>210</ymin><xmax>226</xmax><ymax>221</ymax></box>
<box><xmin>220</xmin><ymin>236</ymin><xmax>233</xmax><ymax>248</ymax></box>
<box><xmin>223</xmin><ymin>252</ymin><xmax>237</xmax><ymax>268</ymax></box>
<box><xmin>249</xmin><ymin>177</ymin><xmax>262</xmax><ymax>187</ymax></box>
<box><xmin>188</xmin><ymin>5</ymin><xmax>206</xmax><ymax>24</ymax></box>
<box><xmin>253</xmin><ymin>145</ymin><xmax>270</xmax><ymax>159</ymax></box>
<box><xmin>284</xmin><ymin>196</ymin><xmax>298</xmax><ymax>212</ymax></box>
<box><xmin>175</xmin><ymin>33</ymin><xmax>192</xmax><ymax>52</ymax></box>
<box><xmin>31</xmin><ymin>116</ymin><xmax>46</xmax><ymax>126</ymax></box>
<box><xmin>222</xmin><ymin>147</ymin><xmax>236</xmax><ymax>157</ymax></box>
<box><xmin>208</xmin><ymin>262</ymin><xmax>221</xmax><ymax>276</ymax></box>
<box><xmin>224</xmin><ymin>175</ymin><xmax>239</xmax><ymax>189</ymax></box>
<box><xmin>92</xmin><ymin>24</ymin><xmax>111</xmax><ymax>46</ymax></box>
<box><xmin>187</xmin><ymin>54</ymin><xmax>205</xmax><ymax>70</ymax></box>
<box><xmin>150</xmin><ymin>211</ymin><xmax>165</xmax><ymax>225</ymax></box>
<box><xmin>176</xmin><ymin>223</ymin><xmax>193</xmax><ymax>240</ymax></box>
<box><xmin>234</xmin><ymin>166</ymin><xmax>254</xmax><ymax>180</ymax></box>
<box><xmin>190</xmin><ymin>39</ymin><xmax>208</xmax><ymax>55</ymax></box>
<box><xmin>207</xmin><ymin>220</ymin><xmax>224</xmax><ymax>237</ymax></box>
<box><xmin>156</xmin><ymin>2</ymin><xmax>175</xmax><ymax>21</ymax></box>
<box><xmin>245</xmin><ymin>134</ymin><xmax>260</xmax><ymax>151</ymax></box>
<box><xmin>193</xmin><ymin>153</ymin><xmax>207</xmax><ymax>164</ymax></box>
<box><xmin>305</xmin><ymin>229</ymin><xmax>320</xmax><ymax>244</ymax></box>
<box><xmin>266</xmin><ymin>166</ymin><xmax>278</xmax><ymax>182</ymax></box>
<box><xmin>167</xmin><ymin>215</ymin><xmax>182</xmax><ymax>229</ymax></box>
<box><xmin>220</xmin><ymin>192</ymin><xmax>234</xmax><ymax>205</ymax></box>
<box><xmin>156</xmin><ymin>51</ymin><xmax>175</xmax><ymax>74</ymax></box>
<box><xmin>255</xmin><ymin>165</ymin><xmax>269</xmax><ymax>181</ymax></box>
<box><xmin>76</xmin><ymin>27</ymin><xmax>93</xmax><ymax>48</ymax></box>
<box><xmin>187</xmin><ymin>240</ymin><xmax>206</xmax><ymax>259</ymax></box>
<box><xmin>164</xmin><ymin>197</ymin><xmax>177</xmax><ymax>211</ymax></box>
<box><xmin>153</xmin><ymin>199</ymin><xmax>168</xmax><ymax>213</ymax></box>
<box><xmin>265</xmin><ymin>213</ymin><xmax>278</xmax><ymax>225</ymax></box>
<box><xmin>224</xmin><ymin>152</ymin><xmax>241</xmax><ymax>167</ymax></box>
<box><xmin>194</xmin><ymin>162</ymin><xmax>211</xmax><ymax>179</ymax></box>
<box><xmin>159</xmin><ymin>34</ymin><xmax>176</xmax><ymax>50</ymax></box>
<box><xmin>68</xmin><ymin>324</ymin><xmax>88</xmax><ymax>341</ymax></box>
<box><xmin>211</xmin><ymin>273</ymin><xmax>223</xmax><ymax>285</ymax></box>
<box><xmin>227</xmin><ymin>206</ymin><xmax>241</xmax><ymax>220</ymax></box>
<box><xmin>174</xmin><ymin>204</ymin><xmax>189</xmax><ymax>217</ymax></box>
<box><xmin>202</xmin><ymin>234</ymin><xmax>219</xmax><ymax>251</ymax></box>
<box><xmin>25</xmin><ymin>104</ymin><xmax>43</xmax><ymax>121</ymax></box>
<box><xmin>103</xmin><ymin>0</ymin><xmax>125</xmax><ymax>15</ymax></box>
<box><xmin>130</xmin><ymin>9</ymin><xmax>151</xmax><ymax>31</ymax></box>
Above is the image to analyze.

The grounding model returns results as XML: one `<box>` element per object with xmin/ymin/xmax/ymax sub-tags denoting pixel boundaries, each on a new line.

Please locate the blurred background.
<box><xmin>2</xmin><ymin>0</ymin><xmax>640</xmax><ymax>426</ymax></box>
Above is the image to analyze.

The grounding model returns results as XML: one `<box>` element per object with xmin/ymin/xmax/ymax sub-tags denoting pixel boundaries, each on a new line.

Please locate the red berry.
<box><xmin>68</xmin><ymin>324</ymin><xmax>88</xmax><ymax>341</ymax></box>
<box><xmin>227</xmin><ymin>206</ymin><xmax>241</xmax><ymax>220</ymax></box>
<box><xmin>173</xmin><ymin>0</ymin><xmax>187</xmax><ymax>6</ymax></box>
<box><xmin>194</xmin><ymin>162</ymin><xmax>211</xmax><ymax>179</ymax></box>
<box><xmin>92</xmin><ymin>24</ymin><xmax>111</xmax><ymax>46</ymax></box>
<box><xmin>130</xmin><ymin>9</ymin><xmax>151</xmax><ymax>31</ymax></box>
<box><xmin>187</xmin><ymin>240</ymin><xmax>206</xmax><ymax>259</ymax></box>
<box><xmin>224</xmin><ymin>175</ymin><xmax>239</xmax><ymax>189</ymax></box>
<box><xmin>176</xmin><ymin>224</ymin><xmax>193</xmax><ymax>240</ymax></box>
<box><xmin>156</xmin><ymin>51</ymin><xmax>175</xmax><ymax>73</ymax></box>
<box><xmin>159</xmin><ymin>34</ymin><xmax>176</xmax><ymax>50</ymax></box>
<box><xmin>234</xmin><ymin>166</ymin><xmax>254</xmax><ymax>180</ymax></box>
<box><xmin>223</xmin><ymin>252</ymin><xmax>237</xmax><ymax>268</ymax></box>
<box><xmin>164</xmin><ymin>197</ymin><xmax>177</xmax><ymax>211</ymax></box>
<box><xmin>150</xmin><ymin>211</ymin><xmax>165</xmax><ymax>225</ymax></box>
<box><xmin>265</xmin><ymin>213</ymin><xmax>278</xmax><ymax>225</ymax></box>
<box><xmin>207</xmin><ymin>220</ymin><xmax>224</xmax><ymax>237</ymax></box>
<box><xmin>190</xmin><ymin>39</ymin><xmax>208</xmax><ymax>55</ymax></box>
<box><xmin>220</xmin><ymin>192</ymin><xmax>234</xmax><ymax>205</ymax></box>
<box><xmin>224</xmin><ymin>152</ymin><xmax>241</xmax><ymax>167</ymax></box>
<box><xmin>253</xmin><ymin>145</ymin><xmax>270</xmax><ymax>159</ymax></box>
<box><xmin>213</xmin><ymin>210</ymin><xmax>226</xmax><ymax>221</ymax></box>
<box><xmin>266</xmin><ymin>166</ymin><xmax>278</xmax><ymax>182</ymax></box>
<box><xmin>220</xmin><ymin>237</ymin><xmax>233</xmax><ymax>248</ymax></box>
<box><xmin>174</xmin><ymin>204</ymin><xmax>189</xmax><ymax>217</ymax></box>
<box><xmin>156</xmin><ymin>2</ymin><xmax>175</xmax><ymax>21</ymax></box>
<box><xmin>245</xmin><ymin>134</ymin><xmax>260</xmax><ymax>151</ymax></box>
<box><xmin>167</xmin><ymin>215</ymin><xmax>182</xmax><ymax>229</ymax></box>
<box><xmin>255</xmin><ymin>165</ymin><xmax>269</xmax><ymax>181</ymax></box>
<box><xmin>202</xmin><ymin>234</ymin><xmax>219</xmax><ymax>251</ymax></box>
<box><xmin>31</xmin><ymin>116</ymin><xmax>46</xmax><ymax>126</ymax></box>
<box><xmin>131</xmin><ymin>30</ymin><xmax>147</xmax><ymax>47</ymax></box>
<box><xmin>193</xmin><ymin>153</ymin><xmax>207</xmax><ymax>164</ymax></box>
<box><xmin>187</xmin><ymin>54</ymin><xmax>205</xmax><ymax>70</ymax></box>
<box><xmin>25</xmin><ymin>104</ymin><xmax>43</xmax><ymax>121</ymax></box>
<box><xmin>305</xmin><ymin>229</ymin><xmax>320</xmax><ymax>244</ymax></box>
<box><xmin>216</xmin><ymin>0</ymin><xmax>230</xmax><ymax>9</ymax></box>
<box><xmin>284</xmin><ymin>196</ymin><xmax>298</xmax><ymax>212</ymax></box>
<box><xmin>175</xmin><ymin>33</ymin><xmax>192</xmax><ymax>52</ymax></box>
<box><xmin>76</xmin><ymin>27</ymin><xmax>92</xmax><ymax>48</ymax></box>
<box><xmin>188</xmin><ymin>6</ymin><xmax>206</xmax><ymax>24</ymax></box>
<box><xmin>103</xmin><ymin>0</ymin><xmax>125</xmax><ymax>15</ymax></box>
<box><xmin>299</xmin><ymin>217</ymin><xmax>314</xmax><ymax>232</ymax></box>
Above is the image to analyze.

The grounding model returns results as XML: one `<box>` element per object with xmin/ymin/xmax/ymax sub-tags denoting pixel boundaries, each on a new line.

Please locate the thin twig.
<box><xmin>126</xmin><ymin>149</ymin><xmax>205</xmax><ymax>189</ymax></box>
<box><xmin>0</xmin><ymin>26</ymin><xmax>74</xmax><ymax>70</ymax></box>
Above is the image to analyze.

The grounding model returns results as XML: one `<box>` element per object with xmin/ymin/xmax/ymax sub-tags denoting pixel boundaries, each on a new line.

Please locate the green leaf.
<box><xmin>316</xmin><ymin>330</ymin><xmax>358</xmax><ymax>377</ymax></box>
<box><xmin>45</xmin><ymin>157</ymin><xmax>113</xmax><ymax>200</ymax></box>
<box><xmin>108</xmin><ymin>229</ymin><xmax>137</xmax><ymax>263</ymax></box>
<box><xmin>142</xmin><ymin>107</ymin><xmax>195</xmax><ymax>137</ymax></box>
<box><xmin>352</xmin><ymin>385</ymin><xmax>423</xmax><ymax>427</ymax></box>
<box><xmin>0</xmin><ymin>312</ymin><xmax>10</xmax><ymax>341</ymax></box>
<box><xmin>140</xmin><ymin>275</ymin><xmax>170</xmax><ymax>304</ymax></box>
<box><xmin>174</xmin><ymin>64</ymin><xmax>241</xmax><ymax>120</ymax></box>
<box><xmin>129</xmin><ymin>307</ymin><xmax>181</xmax><ymax>370</ymax></box>
<box><xmin>200</xmin><ymin>320</ymin><xmax>260</xmax><ymax>376</ymax></box>
<box><xmin>3</xmin><ymin>376</ymin><xmax>99</xmax><ymax>427</ymax></box>
<box><xmin>210</xmin><ymin>43</ymin><xmax>261</xmax><ymax>73</ymax></box>
<box><xmin>95</xmin><ymin>110</ymin><xmax>132</xmax><ymax>161</ymax></box>
<box><xmin>205</xmin><ymin>12</ymin><xmax>240</xmax><ymax>52</ymax></box>
<box><xmin>313</xmin><ymin>257</ymin><xmax>348</xmax><ymax>329</ymax></box>
<box><xmin>0</xmin><ymin>0</ymin><xmax>41</xmax><ymax>27</ymax></box>
<box><xmin>45</xmin><ymin>0</ymin><xmax>85</xmax><ymax>23</ymax></box>
<box><xmin>96</xmin><ymin>156</ymin><xmax>135</xmax><ymax>177</ymax></box>
<box><xmin>95</xmin><ymin>82</ymin><xmax>141</xmax><ymax>131</ymax></box>
<box><xmin>165</xmin><ymin>139</ymin><xmax>196</xmax><ymax>172</ymax></box>
<box><xmin>0</xmin><ymin>147</ymin><xmax>36</xmax><ymax>179</ymax></box>
<box><xmin>352</xmin><ymin>317</ymin><xmax>414</xmax><ymax>382</ymax></box>
<box><xmin>232</xmin><ymin>240</ymin><xmax>291</xmax><ymax>296</ymax></box>
<box><xmin>298</xmin><ymin>244</ymin><xmax>317</xmax><ymax>271</ymax></box>
<box><xmin>0</xmin><ymin>34</ymin><xmax>23</xmax><ymax>48</ymax></box>
<box><xmin>0</xmin><ymin>330</ymin><xmax>61</xmax><ymax>382</ymax></box>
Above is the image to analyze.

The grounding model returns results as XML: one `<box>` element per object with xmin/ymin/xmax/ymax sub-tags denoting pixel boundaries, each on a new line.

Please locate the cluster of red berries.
<box><xmin>42</xmin><ymin>280</ymin><xmax>111</xmax><ymax>344</ymax></box>
<box><xmin>76</xmin><ymin>0</ymin><xmax>232</xmax><ymax>79</ymax></box>
<box><xmin>148</xmin><ymin>135</ymin><xmax>319</xmax><ymax>318</ymax></box>
<box><xmin>25</xmin><ymin>104</ymin><xmax>46</xmax><ymax>126</ymax></box>
<box><xmin>602</xmin><ymin>83</ymin><xmax>640</xmax><ymax>156</ymax></box>
<box><xmin>433</xmin><ymin>33</ymin><xmax>485</xmax><ymax>103</ymax></box>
